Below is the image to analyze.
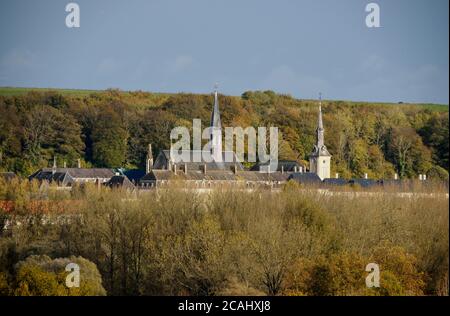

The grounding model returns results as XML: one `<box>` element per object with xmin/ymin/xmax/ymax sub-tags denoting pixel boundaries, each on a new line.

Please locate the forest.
<box><xmin>0</xmin><ymin>180</ymin><xmax>448</xmax><ymax>296</ymax></box>
<box><xmin>0</xmin><ymin>88</ymin><xmax>448</xmax><ymax>180</ymax></box>
<box><xmin>0</xmin><ymin>88</ymin><xmax>448</xmax><ymax>296</ymax></box>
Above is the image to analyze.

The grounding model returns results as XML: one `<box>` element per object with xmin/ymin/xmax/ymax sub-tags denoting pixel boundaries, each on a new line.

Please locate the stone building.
<box><xmin>139</xmin><ymin>87</ymin><xmax>327</xmax><ymax>189</ymax></box>
<box><xmin>29</xmin><ymin>158</ymin><xmax>115</xmax><ymax>188</ymax></box>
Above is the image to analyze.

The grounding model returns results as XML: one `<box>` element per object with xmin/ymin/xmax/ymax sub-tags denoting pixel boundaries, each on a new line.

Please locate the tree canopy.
<box><xmin>0</xmin><ymin>89</ymin><xmax>448</xmax><ymax>179</ymax></box>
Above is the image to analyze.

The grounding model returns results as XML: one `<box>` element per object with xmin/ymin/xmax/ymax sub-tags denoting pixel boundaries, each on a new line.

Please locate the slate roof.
<box><xmin>323</xmin><ymin>178</ymin><xmax>349</xmax><ymax>186</ymax></box>
<box><xmin>153</xmin><ymin>150</ymin><xmax>245</xmax><ymax>171</ymax></box>
<box><xmin>31</xmin><ymin>171</ymin><xmax>74</xmax><ymax>186</ymax></box>
<box><xmin>105</xmin><ymin>175</ymin><xmax>135</xmax><ymax>189</ymax></box>
<box><xmin>29</xmin><ymin>168</ymin><xmax>115</xmax><ymax>185</ymax></box>
<box><xmin>348</xmin><ymin>179</ymin><xmax>381</xmax><ymax>188</ymax></box>
<box><xmin>251</xmin><ymin>160</ymin><xmax>305</xmax><ymax>172</ymax></box>
<box><xmin>140</xmin><ymin>169</ymin><xmax>290</xmax><ymax>183</ymax></box>
<box><xmin>121</xmin><ymin>169</ymin><xmax>146</xmax><ymax>183</ymax></box>
<box><xmin>288</xmin><ymin>173</ymin><xmax>323</xmax><ymax>184</ymax></box>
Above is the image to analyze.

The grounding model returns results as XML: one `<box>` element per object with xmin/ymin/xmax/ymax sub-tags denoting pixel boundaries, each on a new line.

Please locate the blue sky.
<box><xmin>0</xmin><ymin>0</ymin><xmax>448</xmax><ymax>104</ymax></box>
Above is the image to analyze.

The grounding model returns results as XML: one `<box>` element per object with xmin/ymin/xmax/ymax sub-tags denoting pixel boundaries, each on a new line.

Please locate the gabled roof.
<box><xmin>28</xmin><ymin>170</ymin><xmax>74</xmax><ymax>186</ymax></box>
<box><xmin>288</xmin><ymin>172</ymin><xmax>322</xmax><ymax>184</ymax></box>
<box><xmin>154</xmin><ymin>150</ymin><xmax>244</xmax><ymax>171</ymax></box>
<box><xmin>29</xmin><ymin>168</ymin><xmax>115</xmax><ymax>185</ymax></box>
<box><xmin>121</xmin><ymin>169</ymin><xmax>146</xmax><ymax>183</ymax></box>
<box><xmin>140</xmin><ymin>169</ymin><xmax>290</xmax><ymax>183</ymax></box>
<box><xmin>310</xmin><ymin>145</ymin><xmax>331</xmax><ymax>157</ymax></box>
<box><xmin>105</xmin><ymin>175</ymin><xmax>135</xmax><ymax>189</ymax></box>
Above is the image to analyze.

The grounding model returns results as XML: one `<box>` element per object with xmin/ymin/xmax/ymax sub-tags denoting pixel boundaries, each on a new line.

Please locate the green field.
<box><xmin>0</xmin><ymin>87</ymin><xmax>101</xmax><ymax>97</ymax></box>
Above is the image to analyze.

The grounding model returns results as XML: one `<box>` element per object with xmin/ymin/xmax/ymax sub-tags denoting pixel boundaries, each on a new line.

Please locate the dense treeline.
<box><xmin>0</xmin><ymin>179</ymin><xmax>448</xmax><ymax>296</ymax></box>
<box><xmin>0</xmin><ymin>89</ymin><xmax>448</xmax><ymax>179</ymax></box>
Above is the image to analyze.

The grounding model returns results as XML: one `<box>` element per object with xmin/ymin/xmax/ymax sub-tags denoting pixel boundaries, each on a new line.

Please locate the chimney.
<box><xmin>364</xmin><ymin>173</ymin><xmax>368</xmax><ymax>179</ymax></box>
<box><xmin>77</xmin><ymin>159</ymin><xmax>81</xmax><ymax>168</ymax></box>
<box><xmin>394</xmin><ymin>173</ymin><xmax>398</xmax><ymax>180</ymax></box>
<box><xmin>335</xmin><ymin>173</ymin><xmax>339</xmax><ymax>179</ymax></box>
<box><xmin>146</xmin><ymin>144</ymin><xmax>153</xmax><ymax>174</ymax></box>
<box><xmin>202</xmin><ymin>164</ymin><xmax>207</xmax><ymax>174</ymax></box>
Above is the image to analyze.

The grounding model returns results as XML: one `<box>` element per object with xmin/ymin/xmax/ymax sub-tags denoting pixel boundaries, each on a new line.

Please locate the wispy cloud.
<box><xmin>352</xmin><ymin>63</ymin><xmax>448</xmax><ymax>104</ymax></box>
<box><xmin>168</xmin><ymin>55</ymin><xmax>194</xmax><ymax>73</ymax></box>
<box><xmin>359</xmin><ymin>54</ymin><xmax>386</xmax><ymax>73</ymax></box>
<box><xmin>96</xmin><ymin>57</ymin><xmax>119</xmax><ymax>75</ymax></box>
<box><xmin>261</xmin><ymin>65</ymin><xmax>330</xmax><ymax>98</ymax></box>
<box><xmin>0</xmin><ymin>50</ymin><xmax>39</xmax><ymax>69</ymax></box>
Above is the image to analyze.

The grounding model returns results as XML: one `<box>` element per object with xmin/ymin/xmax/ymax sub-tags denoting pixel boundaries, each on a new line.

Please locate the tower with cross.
<box><xmin>309</xmin><ymin>93</ymin><xmax>331</xmax><ymax>180</ymax></box>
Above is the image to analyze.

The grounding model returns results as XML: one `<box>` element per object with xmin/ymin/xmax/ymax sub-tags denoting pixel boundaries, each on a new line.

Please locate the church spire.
<box><xmin>310</xmin><ymin>93</ymin><xmax>330</xmax><ymax>157</ymax></box>
<box><xmin>210</xmin><ymin>83</ymin><xmax>222</xmax><ymax>162</ymax></box>
<box><xmin>211</xmin><ymin>83</ymin><xmax>221</xmax><ymax>129</ymax></box>
<box><xmin>317</xmin><ymin>92</ymin><xmax>324</xmax><ymax>148</ymax></box>
<box><xmin>309</xmin><ymin>93</ymin><xmax>331</xmax><ymax>180</ymax></box>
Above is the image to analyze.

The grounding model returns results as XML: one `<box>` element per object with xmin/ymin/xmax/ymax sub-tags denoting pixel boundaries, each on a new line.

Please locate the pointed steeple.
<box><xmin>317</xmin><ymin>92</ymin><xmax>324</xmax><ymax>148</ymax></box>
<box><xmin>309</xmin><ymin>93</ymin><xmax>331</xmax><ymax>180</ymax></box>
<box><xmin>311</xmin><ymin>93</ymin><xmax>330</xmax><ymax>157</ymax></box>
<box><xmin>210</xmin><ymin>83</ymin><xmax>221</xmax><ymax>129</ymax></box>
<box><xmin>210</xmin><ymin>83</ymin><xmax>222</xmax><ymax>162</ymax></box>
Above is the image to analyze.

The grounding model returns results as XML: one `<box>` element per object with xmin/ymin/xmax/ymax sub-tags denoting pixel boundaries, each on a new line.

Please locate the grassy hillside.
<box><xmin>0</xmin><ymin>86</ymin><xmax>448</xmax><ymax>111</ymax></box>
<box><xmin>0</xmin><ymin>87</ymin><xmax>100</xmax><ymax>97</ymax></box>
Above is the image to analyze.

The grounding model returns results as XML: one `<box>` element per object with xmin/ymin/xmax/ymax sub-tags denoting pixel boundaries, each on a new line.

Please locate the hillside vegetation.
<box><xmin>0</xmin><ymin>88</ymin><xmax>448</xmax><ymax>179</ymax></box>
<box><xmin>0</xmin><ymin>180</ymin><xmax>448</xmax><ymax>296</ymax></box>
